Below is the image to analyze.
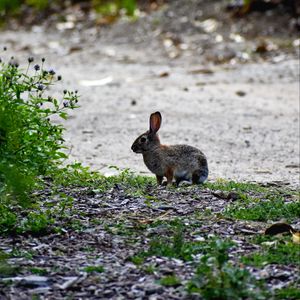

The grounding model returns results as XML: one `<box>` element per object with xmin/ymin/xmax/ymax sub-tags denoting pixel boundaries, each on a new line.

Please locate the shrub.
<box><xmin>0</xmin><ymin>50</ymin><xmax>78</xmax><ymax>233</ymax></box>
<box><xmin>0</xmin><ymin>53</ymin><xmax>78</xmax><ymax>201</ymax></box>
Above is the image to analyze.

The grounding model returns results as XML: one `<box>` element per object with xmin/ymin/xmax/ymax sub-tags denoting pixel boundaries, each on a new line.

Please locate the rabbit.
<box><xmin>131</xmin><ymin>111</ymin><xmax>208</xmax><ymax>186</ymax></box>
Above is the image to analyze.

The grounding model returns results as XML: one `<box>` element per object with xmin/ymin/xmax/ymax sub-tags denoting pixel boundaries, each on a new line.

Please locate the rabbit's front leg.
<box><xmin>165</xmin><ymin>168</ymin><xmax>174</xmax><ymax>185</ymax></box>
<box><xmin>156</xmin><ymin>175</ymin><xmax>163</xmax><ymax>185</ymax></box>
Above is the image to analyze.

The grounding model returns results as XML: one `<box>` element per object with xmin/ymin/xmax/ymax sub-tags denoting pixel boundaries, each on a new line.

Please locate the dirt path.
<box><xmin>0</xmin><ymin>5</ymin><xmax>299</xmax><ymax>186</ymax></box>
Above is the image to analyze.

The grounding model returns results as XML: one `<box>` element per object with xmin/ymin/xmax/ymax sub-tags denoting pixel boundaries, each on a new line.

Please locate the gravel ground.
<box><xmin>1</xmin><ymin>184</ymin><xmax>299</xmax><ymax>299</ymax></box>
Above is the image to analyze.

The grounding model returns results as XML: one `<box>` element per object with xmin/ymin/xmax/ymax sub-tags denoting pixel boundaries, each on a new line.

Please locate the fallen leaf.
<box><xmin>69</xmin><ymin>46</ymin><xmax>82</xmax><ymax>53</ymax></box>
<box><xmin>291</xmin><ymin>231</ymin><xmax>300</xmax><ymax>244</ymax></box>
<box><xmin>188</xmin><ymin>69</ymin><xmax>214</xmax><ymax>75</ymax></box>
<box><xmin>159</xmin><ymin>72</ymin><xmax>169</xmax><ymax>78</ymax></box>
<box><xmin>265</xmin><ymin>223</ymin><xmax>294</xmax><ymax>235</ymax></box>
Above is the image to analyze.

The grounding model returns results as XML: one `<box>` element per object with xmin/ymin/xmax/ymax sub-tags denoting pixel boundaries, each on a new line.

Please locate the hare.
<box><xmin>131</xmin><ymin>111</ymin><xmax>208</xmax><ymax>186</ymax></box>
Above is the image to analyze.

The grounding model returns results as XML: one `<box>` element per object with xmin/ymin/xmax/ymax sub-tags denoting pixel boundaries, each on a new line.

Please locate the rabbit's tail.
<box><xmin>192</xmin><ymin>159</ymin><xmax>208</xmax><ymax>184</ymax></box>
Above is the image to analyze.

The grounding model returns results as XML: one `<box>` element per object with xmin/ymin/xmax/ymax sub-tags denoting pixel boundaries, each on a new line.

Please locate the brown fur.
<box><xmin>131</xmin><ymin>112</ymin><xmax>208</xmax><ymax>186</ymax></box>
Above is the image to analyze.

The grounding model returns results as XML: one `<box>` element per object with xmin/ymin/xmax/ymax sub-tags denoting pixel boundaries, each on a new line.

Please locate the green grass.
<box><xmin>274</xmin><ymin>284</ymin><xmax>300</xmax><ymax>300</ymax></box>
<box><xmin>83</xmin><ymin>265</ymin><xmax>104</xmax><ymax>273</ymax></box>
<box><xmin>159</xmin><ymin>275</ymin><xmax>181</xmax><ymax>287</ymax></box>
<box><xmin>225</xmin><ymin>197</ymin><xmax>300</xmax><ymax>222</ymax></box>
<box><xmin>0</xmin><ymin>251</ymin><xmax>19</xmax><ymax>277</ymax></box>
<box><xmin>130</xmin><ymin>219</ymin><xmax>235</xmax><ymax>263</ymax></box>
<box><xmin>204</xmin><ymin>179</ymin><xmax>266</xmax><ymax>193</ymax></box>
<box><xmin>29</xmin><ymin>267</ymin><xmax>48</xmax><ymax>276</ymax></box>
<box><xmin>242</xmin><ymin>241</ymin><xmax>300</xmax><ymax>267</ymax></box>
<box><xmin>186</xmin><ymin>238</ymin><xmax>267</xmax><ymax>300</ymax></box>
<box><xmin>143</xmin><ymin>264</ymin><xmax>156</xmax><ymax>274</ymax></box>
<box><xmin>187</xmin><ymin>258</ymin><xmax>266</xmax><ymax>300</ymax></box>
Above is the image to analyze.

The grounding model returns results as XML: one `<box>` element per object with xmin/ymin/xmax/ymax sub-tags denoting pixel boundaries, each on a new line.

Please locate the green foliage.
<box><xmin>143</xmin><ymin>264</ymin><xmax>156</xmax><ymax>274</ymax></box>
<box><xmin>0</xmin><ymin>0</ymin><xmax>136</xmax><ymax>19</ymax></box>
<box><xmin>0</xmin><ymin>251</ymin><xmax>19</xmax><ymax>277</ymax></box>
<box><xmin>159</xmin><ymin>275</ymin><xmax>181</xmax><ymax>287</ymax></box>
<box><xmin>0</xmin><ymin>0</ymin><xmax>21</xmax><ymax>15</ymax></box>
<box><xmin>187</xmin><ymin>240</ymin><xmax>266</xmax><ymax>300</ymax></box>
<box><xmin>0</xmin><ymin>52</ymin><xmax>78</xmax><ymax>234</ymax></box>
<box><xmin>274</xmin><ymin>284</ymin><xmax>300</xmax><ymax>300</ymax></box>
<box><xmin>21</xmin><ymin>211</ymin><xmax>54</xmax><ymax>235</ymax></box>
<box><xmin>29</xmin><ymin>267</ymin><xmax>48</xmax><ymax>275</ymax></box>
<box><xmin>225</xmin><ymin>196</ymin><xmax>300</xmax><ymax>222</ymax></box>
<box><xmin>0</xmin><ymin>0</ymin><xmax>50</xmax><ymax>16</ymax></box>
<box><xmin>93</xmin><ymin>0</ymin><xmax>136</xmax><ymax>16</ymax></box>
<box><xmin>83</xmin><ymin>265</ymin><xmax>104</xmax><ymax>273</ymax></box>
<box><xmin>131</xmin><ymin>219</ymin><xmax>235</xmax><ymax>263</ymax></box>
<box><xmin>53</xmin><ymin>163</ymin><xmax>106</xmax><ymax>188</ymax></box>
<box><xmin>242</xmin><ymin>241</ymin><xmax>300</xmax><ymax>267</ymax></box>
<box><xmin>205</xmin><ymin>179</ymin><xmax>266</xmax><ymax>193</ymax></box>
<box><xmin>0</xmin><ymin>203</ymin><xmax>17</xmax><ymax>233</ymax></box>
<box><xmin>0</xmin><ymin>55</ymin><xmax>78</xmax><ymax>201</ymax></box>
<box><xmin>26</xmin><ymin>0</ymin><xmax>49</xmax><ymax>10</ymax></box>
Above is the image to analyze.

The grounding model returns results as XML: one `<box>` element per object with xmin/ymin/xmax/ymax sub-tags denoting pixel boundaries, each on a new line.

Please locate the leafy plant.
<box><xmin>93</xmin><ymin>0</ymin><xmax>136</xmax><ymax>17</ymax></box>
<box><xmin>187</xmin><ymin>240</ymin><xmax>266</xmax><ymax>300</ymax></box>
<box><xmin>21</xmin><ymin>211</ymin><xmax>54</xmax><ymax>235</ymax></box>
<box><xmin>242</xmin><ymin>240</ymin><xmax>300</xmax><ymax>267</ymax></box>
<box><xmin>274</xmin><ymin>284</ymin><xmax>300</xmax><ymax>300</ymax></box>
<box><xmin>0</xmin><ymin>53</ymin><xmax>78</xmax><ymax>200</ymax></box>
<box><xmin>0</xmin><ymin>0</ymin><xmax>137</xmax><ymax>21</ymax></box>
<box><xmin>131</xmin><ymin>219</ymin><xmax>236</xmax><ymax>264</ymax></box>
<box><xmin>159</xmin><ymin>275</ymin><xmax>181</xmax><ymax>287</ymax></box>
<box><xmin>83</xmin><ymin>265</ymin><xmax>104</xmax><ymax>273</ymax></box>
<box><xmin>29</xmin><ymin>267</ymin><xmax>48</xmax><ymax>275</ymax></box>
<box><xmin>205</xmin><ymin>179</ymin><xmax>266</xmax><ymax>193</ymax></box>
<box><xmin>0</xmin><ymin>50</ymin><xmax>78</xmax><ymax>234</ymax></box>
<box><xmin>0</xmin><ymin>251</ymin><xmax>19</xmax><ymax>277</ymax></box>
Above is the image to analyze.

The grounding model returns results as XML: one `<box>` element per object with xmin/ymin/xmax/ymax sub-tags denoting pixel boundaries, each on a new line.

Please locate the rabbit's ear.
<box><xmin>149</xmin><ymin>111</ymin><xmax>162</xmax><ymax>133</ymax></box>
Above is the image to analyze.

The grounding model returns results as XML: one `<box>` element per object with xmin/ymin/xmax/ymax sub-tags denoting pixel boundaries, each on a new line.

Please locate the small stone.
<box><xmin>236</xmin><ymin>90</ymin><xmax>246</xmax><ymax>97</ymax></box>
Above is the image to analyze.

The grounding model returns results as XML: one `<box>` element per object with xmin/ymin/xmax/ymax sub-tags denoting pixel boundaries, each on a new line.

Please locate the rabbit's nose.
<box><xmin>131</xmin><ymin>145</ymin><xmax>137</xmax><ymax>152</ymax></box>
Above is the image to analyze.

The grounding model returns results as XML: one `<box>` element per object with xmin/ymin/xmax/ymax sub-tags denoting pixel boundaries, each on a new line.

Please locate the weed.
<box><xmin>187</xmin><ymin>240</ymin><xmax>266</xmax><ymax>300</ymax></box>
<box><xmin>132</xmin><ymin>219</ymin><xmax>235</xmax><ymax>263</ymax></box>
<box><xmin>0</xmin><ymin>1</ymin><xmax>137</xmax><ymax>22</ymax></box>
<box><xmin>29</xmin><ymin>267</ymin><xmax>48</xmax><ymax>276</ymax></box>
<box><xmin>225</xmin><ymin>197</ymin><xmax>300</xmax><ymax>222</ymax></box>
<box><xmin>159</xmin><ymin>275</ymin><xmax>181</xmax><ymax>287</ymax></box>
<box><xmin>10</xmin><ymin>249</ymin><xmax>35</xmax><ymax>260</ymax></box>
<box><xmin>21</xmin><ymin>211</ymin><xmax>54</xmax><ymax>235</ymax></box>
<box><xmin>204</xmin><ymin>179</ymin><xmax>266</xmax><ymax>193</ymax></box>
<box><xmin>143</xmin><ymin>264</ymin><xmax>156</xmax><ymax>274</ymax></box>
<box><xmin>0</xmin><ymin>251</ymin><xmax>19</xmax><ymax>277</ymax></box>
<box><xmin>93</xmin><ymin>0</ymin><xmax>136</xmax><ymax>17</ymax></box>
<box><xmin>83</xmin><ymin>265</ymin><xmax>104</xmax><ymax>273</ymax></box>
<box><xmin>130</xmin><ymin>255</ymin><xmax>145</xmax><ymax>266</ymax></box>
<box><xmin>274</xmin><ymin>284</ymin><xmax>300</xmax><ymax>299</ymax></box>
<box><xmin>242</xmin><ymin>240</ymin><xmax>300</xmax><ymax>267</ymax></box>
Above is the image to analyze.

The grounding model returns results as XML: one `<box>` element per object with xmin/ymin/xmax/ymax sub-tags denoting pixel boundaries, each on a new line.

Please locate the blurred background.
<box><xmin>0</xmin><ymin>0</ymin><xmax>299</xmax><ymax>184</ymax></box>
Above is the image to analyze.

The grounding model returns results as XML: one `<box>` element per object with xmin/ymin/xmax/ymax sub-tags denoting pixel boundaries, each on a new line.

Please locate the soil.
<box><xmin>0</xmin><ymin>0</ymin><xmax>299</xmax><ymax>186</ymax></box>
<box><xmin>0</xmin><ymin>184</ymin><xmax>299</xmax><ymax>299</ymax></box>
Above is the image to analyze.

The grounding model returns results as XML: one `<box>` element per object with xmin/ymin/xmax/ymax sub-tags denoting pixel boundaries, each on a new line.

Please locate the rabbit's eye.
<box><xmin>140</xmin><ymin>137</ymin><xmax>146</xmax><ymax>143</ymax></box>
